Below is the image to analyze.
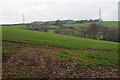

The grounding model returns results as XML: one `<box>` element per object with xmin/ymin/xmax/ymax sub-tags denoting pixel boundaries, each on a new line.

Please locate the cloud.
<box><xmin>0</xmin><ymin>0</ymin><xmax>119</xmax><ymax>24</ymax></box>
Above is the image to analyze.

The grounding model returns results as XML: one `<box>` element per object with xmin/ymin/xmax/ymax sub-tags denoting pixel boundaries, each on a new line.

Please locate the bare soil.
<box><xmin>2</xmin><ymin>40</ymin><xmax>30</xmax><ymax>45</ymax></box>
<box><xmin>2</xmin><ymin>44</ymin><xmax>119</xmax><ymax>78</ymax></box>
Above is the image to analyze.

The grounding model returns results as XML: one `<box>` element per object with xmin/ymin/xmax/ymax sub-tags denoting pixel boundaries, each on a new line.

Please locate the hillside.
<box><xmin>3</xmin><ymin>28</ymin><xmax>118</xmax><ymax>51</ymax></box>
<box><xmin>2</xmin><ymin>23</ymin><xmax>119</xmax><ymax>78</ymax></box>
<box><xmin>64</xmin><ymin>21</ymin><xmax>118</xmax><ymax>28</ymax></box>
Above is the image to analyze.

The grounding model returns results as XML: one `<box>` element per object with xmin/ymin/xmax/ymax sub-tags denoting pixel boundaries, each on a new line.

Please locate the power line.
<box><xmin>22</xmin><ymin>13</ymin><xmax>25</xmax><ymax>24</ymax></box>
<box><xmin>99</xmin><ymin>7</ymin><xmax>102</xmax><ymax>21</ymax></box>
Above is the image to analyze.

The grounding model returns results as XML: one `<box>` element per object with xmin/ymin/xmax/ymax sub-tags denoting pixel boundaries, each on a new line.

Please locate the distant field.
<box><xmin>64</xmin><ymin>21</ymin><xmax>118</xmax><ymax>28</ymax></box>
<box><xmin>38</xmin><ymin>25</ymin><xmax>60</xmax><ymax>28</ymax></box>
<box><xmin>96</xmin><ymin>21</ymin><xmax>118</xmax><ymax>27</ymax></box>
<box><xmin>1</xmin><ymin>24</ymin><xmax>60</xmax><ymax>29</ymax></box>
<box><xmin>1</xmin><ymin>25</ymin><xmax>27</xmax><ymax>29</ymax></box>
<box><xmin>1</xmin><ymin>21</ymin><xmax>118</xmax><ymax>29</ymax></box>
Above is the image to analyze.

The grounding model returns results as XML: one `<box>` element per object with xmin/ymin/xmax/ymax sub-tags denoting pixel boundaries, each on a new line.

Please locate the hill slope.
<box><xmin>2</xmin><ymin>24</ymin><xmax>119</xmax><ymax>78</ymax></box>
<box><xmin>64</xmin><ymin>21</ymin><xmax>118</xmax><ymax>27</ymax></box>
<box><xmin>3</xmin><ymin>27</ymin><xmax>118</xmax><ymax>51</ymax></box>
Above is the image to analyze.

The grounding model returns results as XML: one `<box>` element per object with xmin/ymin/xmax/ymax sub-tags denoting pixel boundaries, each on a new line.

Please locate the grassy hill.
<box><xmin>2</xmin><ymin>22</ymin><xmax>119</xmax><ymax>78</ymax></box>
<box><xmin>3</xmin><ymin>28</ymin><xmax>118</xmax><ymax>51</ymax></box>
<box><xmin>64</xmin><ymin>21</ymin><xmax>118</xmax><ymax>28</ymax></box>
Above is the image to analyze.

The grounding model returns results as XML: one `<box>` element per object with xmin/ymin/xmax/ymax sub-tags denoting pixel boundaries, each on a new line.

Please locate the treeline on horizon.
<box><xmin>1</xmin><ymin>18</ymin><xmax>102</xmax><ymax>26</ymax></box>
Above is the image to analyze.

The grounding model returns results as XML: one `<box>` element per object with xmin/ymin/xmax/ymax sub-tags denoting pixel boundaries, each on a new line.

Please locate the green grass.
<box><xmin>1</xmin><ymin>24</ymin><xmax>60</xmax><ymax>29</ymax></box>
<box><xmin>47</xmin><ymin>30</ymin><xmax>55</xmax><ymax>33</ymax></box>
<box><xmin>2</xmin><ymin>42</ymin><xmax>25</xmax><ymax>56</ymax></box>
<box><xmin>2</xmin><ymin>24</ymin><xmax>119</xmax><ymax>69</ymax></box>
<box><xmin>64</xmin><ymin>21</ymin><xmax>118</xmax><ymax>28</ymax></box>
<box><xmin>64</xmin><ymin>23</ymin><xmax>91</xmax><ymax>28</ymax></box>
<box><xmin>3</xmin><ymin>28</ymin><xmax>118</xmax><ymax>51</ymax></box>
<box><xmin>42</xmin><ymin>25</ymin><xmax>60</xmax><ymax>28</ymax></box>
<box><xmin>84</xmin><ymin>51</ymin><xmax>118</xmax><ymax>67</ymax></box>
<box><xmin>59</xmin><ymin>50</ymin><xmax>72</xmax><ymax>61</ymax></box>
<box><xmin>58</xmin><ymin>50</ymin><xmax>118</xmax><ymax>70</ymax></box>
<box><xmin>1</xmin><ymin>25</ymin><xmax>27</xmax><ymax>29</ymax></box>
<box><xmin>96</xmin><ymin>21</ymin><xmax>118</xmax><ymax>27</ymax></box>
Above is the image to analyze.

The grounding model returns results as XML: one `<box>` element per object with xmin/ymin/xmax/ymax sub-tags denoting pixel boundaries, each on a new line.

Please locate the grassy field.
<box><xmin>64</xmin><ymin>21</ymin><xmax>118</xmax><ymax>28</ymax></box>
<box><xmin>37</xmin><ymin>25</ymin><xmax>60</xmax><ymax>28</ymax></box>
<box><xmin>1</xmin><ymin>25</ymin><xmax>27</xmax><ymax>29</ymax></box>
<box><xmin>3</xmin><ymin>28</ymin><xmax>118</xmax><ymax>51</ymax></box>
<box><xmin>1</xmin><ymin>24</ymin><xmax>60</xmax><ymax>29</ymax></box>
<box><xmin>2</xmin><ymin>24</ymin><xmax>119</xmax><ymax>65</ymax></box>
<box><xmin>2</xmin><ymin>22</ymin><xmax>119</xmax><ymax>78</ymax></box>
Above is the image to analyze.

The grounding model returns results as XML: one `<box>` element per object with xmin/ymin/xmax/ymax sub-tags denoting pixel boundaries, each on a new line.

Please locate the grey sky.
<box><xmin>0</xmin><ymin>0</ymin><xmax>119</xmax><ymax>24</ymax></box>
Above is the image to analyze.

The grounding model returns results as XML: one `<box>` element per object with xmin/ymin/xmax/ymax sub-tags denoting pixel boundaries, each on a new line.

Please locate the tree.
<box><xmin>54</xmin><ymin>20</ymin><xmax>62</xmax><ymax>26</ymax></box>
<box><xmin>86</xmin><ymin>23</ymin><xmax>98</xmax><ymax>39</ymax></box>
<box><xmin>78</xmin><ymin>27</ymin><xmax>87</xmax><ymax>38</ymax></box>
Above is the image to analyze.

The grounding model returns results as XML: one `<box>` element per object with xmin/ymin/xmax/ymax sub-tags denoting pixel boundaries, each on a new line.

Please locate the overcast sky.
<box><xmin>0</xmin><ymin>0</ymin><xmax>119</xmax><ymax>24</ymax></box>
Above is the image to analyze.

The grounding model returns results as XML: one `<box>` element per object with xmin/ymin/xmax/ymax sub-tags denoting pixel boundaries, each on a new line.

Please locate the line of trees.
<box><xmin>75</xmin><ymin>19</ymin><xmax>102</xmax><ymax>23</ymax></box>
<box><xmin>54</xmin><ymin>23</ymin><xmax>119</xmax><ymax>42</ymax></box>
<box><xmin>26</xmin><ymin>24</ymin><xmax>56</xmax><ymax>32</ymax></box>
<box><xmin>79</xmin><ymin>24</ymin><xmax>119</xmax><ymax>42</ymax></box>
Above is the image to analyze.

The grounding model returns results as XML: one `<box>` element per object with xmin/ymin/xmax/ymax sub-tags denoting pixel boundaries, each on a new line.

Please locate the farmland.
<box><xmin>2</xmin><ymin>21</ymin><xmax>119</xmax><ymax>78</ymax></box>
<box><xmin>3</xmin><ymin>28</ymin><xmax>118</xmax><ymax>51</ymax></box>
<box><xmin>64</xmin><ymin>21</ymin><xmax>118</xmax><ymax>28</ymax></box>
